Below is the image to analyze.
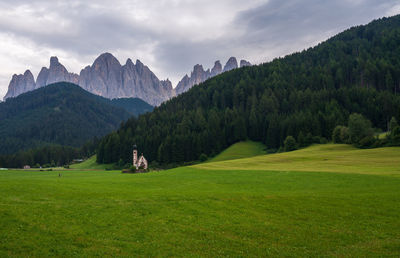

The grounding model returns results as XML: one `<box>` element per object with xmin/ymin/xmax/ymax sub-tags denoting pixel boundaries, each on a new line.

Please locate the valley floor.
<box><xmin>0</xmin><ymin>144</ymin><xmax>399</xmax><ymax>256</ymax></box>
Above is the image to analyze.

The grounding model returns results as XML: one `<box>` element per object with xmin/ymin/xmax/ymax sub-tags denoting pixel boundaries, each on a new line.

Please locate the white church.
<box><xmin>133</xmin><ymin>144</ymin><xmax>148</xmax><ymax>170</ymax></box>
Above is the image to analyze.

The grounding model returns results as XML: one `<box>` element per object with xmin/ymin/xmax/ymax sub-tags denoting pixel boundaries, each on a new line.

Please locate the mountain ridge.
<box><xmin>4</xmin><ymin>54</ymin><xmax>251</xmax><ymax>105</ymax></box>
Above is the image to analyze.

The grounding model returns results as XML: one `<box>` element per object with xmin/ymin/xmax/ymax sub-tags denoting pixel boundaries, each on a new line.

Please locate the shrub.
<box><xmin>199</xmin><ymin>153</ymin><xmax>208</xmax><ymax>162</ymax></box>
<box><xmin>390</xmin><ymin>126</ymin><xmax>400</xmax><ymax>145</ymax></box>
<box><xmin>340</xmin><ymin>126</ymin><xmax>350</xmax><ymax>143</ymax></box>
<box><xmin>348</xmin><ymin>113</ymin><xmax>373</xmax><ymax>144</ymax></box>
<box><xmin>130</xmin><ymin>166</ymin><xmax>136</xmax><ymax>173</ymax></box>
<box><xmin>358</xmin><ymin>135</ymin><xmax>376</xmax><ymax>148</ymax></box>
<box><xmin>284</xmin><ymin>136</ymin><xmax>297</xmax><ymax>152</ymax></box>
<box><xmin>332</xmin><ymin>126</ymin><xmax>343</xmax><ymax>143</ymax></box>
<box><xmin>389</xmin><ymin>117</ymin><xmax>398</xmax><ymax>132</ymax></box>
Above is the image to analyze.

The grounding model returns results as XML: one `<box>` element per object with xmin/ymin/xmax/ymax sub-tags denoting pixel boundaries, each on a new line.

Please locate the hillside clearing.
<box><xmin>208</xmin><ymin>141</ymin><xmax>266</xmax><ymax>162</ymax></box>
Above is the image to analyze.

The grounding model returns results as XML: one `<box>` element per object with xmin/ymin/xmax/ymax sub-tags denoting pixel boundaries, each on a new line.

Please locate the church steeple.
<box><xmin>133</xmin><ymin>144</ymin><xmax>138</xmax><ymax>166</ymax></box>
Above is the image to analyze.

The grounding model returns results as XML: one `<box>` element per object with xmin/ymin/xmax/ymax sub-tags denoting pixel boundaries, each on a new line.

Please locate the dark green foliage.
<box><xmin>0</xmin><ymin>137</ymin><xmax>99</xmax><ymax>168</ymax></box>
<box><xmin>0</xmin><ymin>83</ymin><xmax>130</xmax><ymax>155</ymax></box>
<box><xmin>0</xmin><ymin>82</ymin><xmax>153</xmax><ymax>156</ymax></box>
<box><xmin>110</xmin><ymin>98</ymin><xmax>153</xmax><ymax>116</ymax></box>
<box><xmin>358</xmin><ymin>135</ymin><xmax>376</xmax><ymax>148</ymax></box>
<box><xmin>97</xmin><ymin>15</ymin><xmax>400</xmax><ymax>165</ymax></box>
<box><xmin>284</xmin><ymin>136</ymin><xmax>297</xmax><ymax>152</ymax></box>
<box><xmin>340</xmin><ymin>127</ymin><xmax>350</xmax><ymax>143</ymax></box>
<box><xmin>199</xmin><ymin>154</ymin><xmax>208</xmax><ymax>162</ymax></box>
<box><xmin>348</xmin><ymin>113</ymin><xmax>373</xmax><ymax>144</ymax></box>
<box><xmin>389</xmin><ymin>117</ymin><xmax>398</xmax><ymax>131</ymax></box>
<box><xmin>332</xmin><ymin>126</ymin><xmax>343</xmax><ymax>143</ymax></box>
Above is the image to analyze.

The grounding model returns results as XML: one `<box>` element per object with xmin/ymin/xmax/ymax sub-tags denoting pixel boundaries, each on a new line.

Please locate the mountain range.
<box><xmin>4</xmin><ymin>54</ymin><xmax>251</xmax><ymax>106</ymax></box>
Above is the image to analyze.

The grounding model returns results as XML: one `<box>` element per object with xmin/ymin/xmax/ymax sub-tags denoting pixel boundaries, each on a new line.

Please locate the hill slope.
<box><xmin>196</xmin><ymin>144</ymin><xmax>400</xmax><ymax>175</ymax></box>
<box><xmin>0</xmin><ymin>82</ymin><xmax>142</xmax><ymax>154</ymax></box>
<box><xmin>208</xmin><ymin>141</ymin><xmax>266</xmax><ymax>162</ymax></box>
<box><xmin>110</xmin><ymin>98</ymin><xmax>153</xmax><ymax>116</ymax></box>
<box><xmin>97</xmin><ymin>15</ymin><xmax>400</xmax><ymax>165</ymax></box>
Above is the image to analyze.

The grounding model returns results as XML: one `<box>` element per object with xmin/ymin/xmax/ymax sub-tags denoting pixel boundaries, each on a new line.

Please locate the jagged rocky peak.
<box><xmin>50</xmin><ymin>56</ymin><xmax>59</xmax><ymax>66</ymax></box>
<box><xmin>36</xmin><ymin>56</ymin><xmax>79</xmax><ymax>88</ymax></box>
<box><xmin>175</xmin><ymin>56</ymin><xmax>249</xmax><ymax>95</ymax></box>
<box><xmin>211</xmin><ymin>60</ymin><xmax>222</xmax><ymax>77</ymax></box>
<box><xmin>36</xmin><ymin>67</ymin><xmax>49</xmax><ymax>88</ymax></box>
<box><xmin>161</xmin><ymin>79</ymin><xmax>173</xmax><ymax>91</ymax></box>
<box><xmin>126</xmin><ymin>58</ymin><xmax>134</xmax><ymax>66</ymax></box>
<box><xmin>240</xmin><ymin>60</ymin><xmax>251</xmax><ymax>67</ymax></box>
<box><xmin>223</xmin><ymin>57</ymin><xmax>238</xmax><ymax>72</ymax></box>
<box><xmin>4</xmin><ymin>70</ymin><xmax>36</xmax><ymax>99</ymax></box>
<box><xmin>79</xmin><ymin>53</ymin><xmax>175</xmax><ymax>105</ymax></box>
<box><xmin>93</xmin><ymin>52</ymin><xmax>122</xmax><ymax>71</ymax></box>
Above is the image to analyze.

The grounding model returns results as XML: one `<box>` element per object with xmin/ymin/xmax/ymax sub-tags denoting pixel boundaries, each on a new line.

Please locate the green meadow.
<box><xmin>0</xmin><ymin>144</ymin><xmax>399</xmax><ymax>256</ymax></box>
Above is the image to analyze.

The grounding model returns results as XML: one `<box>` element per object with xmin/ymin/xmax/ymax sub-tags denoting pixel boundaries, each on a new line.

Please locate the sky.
<box><xmin>0</xmin><ymin>0</ymin><xmax>399</xmax><ymax>99</ymax></box>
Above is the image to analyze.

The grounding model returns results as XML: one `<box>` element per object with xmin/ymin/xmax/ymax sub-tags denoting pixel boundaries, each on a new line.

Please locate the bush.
<box><xmin>284</xmin><ymin>136</ymin><xmax>297</xmax><ymax>152</ymax></box>
<box><xmin>340</xmin><ymin>126</ymin><xmax>350</xmax><ymax>143</ymax></box>
<box><xmin>358</xmin><ymin>135</ymin><xmax>376</xmax><ymax>148</ymax></box>
<box><xmin>199</xmin><ymin>153</ymin><xmax>208</xmax><ymax>162</ymax></box>
<box><xmin>389</xmin><ymin>126</ymin><xmax>400</xmax><ymax>145</ymax></box>
<box><xmin>332</xmin><ymin>126</ymin><xmax>343</xmax><ymax>143</ymax></box>
<box><xmin>117</xmin><ymin>159</ymin><xmax>125</xmax><ymax>168</ymax></box>
<box><xmin>348</xmin><ymin>113</ymin><xmax>373</xmax><ymax>144</ymax></box>
<box><xmin>130</xmin><ymin>166</ymin><xmax>136</xmax><ymax>173</ymax></box>
<box><xmin>150</xmin><ymin>161</ymin><xmax>160</xmax><ymax>169</ymax></box>
<box><xmin>389</xmin><ymin>117</ymin><xmax>398</xmax><ymax>132</ymax></box>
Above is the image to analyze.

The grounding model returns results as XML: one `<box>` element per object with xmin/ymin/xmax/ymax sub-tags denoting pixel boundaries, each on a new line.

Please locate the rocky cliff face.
<box><xmin>4</xmin><ymin>54</ymin><xmax>251</xmax><ymax>104</ymax></box>
<box><xmin>223</xmin><ymin>57</ymin><xmax>239</xmax><ymax>72</ymax></box>
<box><xmin>175</xmin><ymin>57</ymin><xmax>251</xmax><ymax>95</ymax></box>
<box><xmin>36</xmin><ymin>57</ymin><xmax>79</xmax><ymax>88</ymax></box>
<box><xmin>210</xmin><ymin>61</ymin><xmax>222</xmax><ymax>77</ymax></box>
<box><xmin>78</xmin><ymin>54</ymin><xmax>176</xmax><ymax>106</ymax></box>
<box><xmin>4</xmin><ymin>54</ymin><xmax>175</xmax><ymax>106</ymax></box>
<box><xmin>240</xmin><ymin>60</ymin><xmax>252</xmax><ymax>67</ymax></box>
<box><xmin>4</xmin><ymin>70</ymin><xmax>36</xmax><ymax>99</ymax></box>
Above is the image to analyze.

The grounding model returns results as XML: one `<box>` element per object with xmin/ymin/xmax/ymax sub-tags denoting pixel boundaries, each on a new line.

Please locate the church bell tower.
<box><xmin>133</xmin><ymin>144</ymin><xmax>138</xmax><ymax>166</ymax></box>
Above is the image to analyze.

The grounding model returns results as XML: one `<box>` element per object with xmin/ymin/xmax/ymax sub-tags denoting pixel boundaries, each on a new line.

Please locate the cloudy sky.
<box><xmin>0</xmin><ymin>0</ymin><xmax>399</xmax><ymax>99</ymax></box>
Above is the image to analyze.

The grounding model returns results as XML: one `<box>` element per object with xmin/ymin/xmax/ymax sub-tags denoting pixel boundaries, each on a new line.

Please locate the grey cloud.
<box><xmin>0</xmin><ymin>0</ymin><xmax>399</xmax><ymax>98</ymax></box>
<box><xmin>234</xmin><ymin>0</ymin><xmax>399</xmax><ymax>60</ymax></box>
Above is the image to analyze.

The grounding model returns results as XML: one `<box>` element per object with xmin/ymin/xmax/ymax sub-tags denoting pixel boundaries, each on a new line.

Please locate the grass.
<box><xmin>69</xmin><ymin>155</ymin><xmax>115</xmax><ymax>170</ymax></box>
<box><xmin>377</xmin><ymin>131</ymin><xmax>389</xmax><ymax>139</ymax></box>
<box><xmin>0</xmin><ymin>144</ymin><xmax>399</xmax><ymax>256</ymax></box>
<box><xmin>196</xmin><ymin>144</ymin><xmax>400</xmax><ymax>176</ymax></box>
<box><xmin>208</xmin><ymin>141</ymin><xmax>266</xmax><ymax>162</ymax></box>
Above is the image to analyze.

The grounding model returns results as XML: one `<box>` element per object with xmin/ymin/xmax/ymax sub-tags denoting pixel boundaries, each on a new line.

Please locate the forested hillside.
<box><xmin>0</xmin><ymin>82</ymin><xmax>143</xmax><ymax>155</ymax></box>
<box><xmin>110</xmin><ymin>98</ymin><xmax>153</xmax><ymax>116</ymax></box>
<box><xmin>97</xmin><ymin>15</ymin><xmax>400</xmax><ymax>166</ymax></box>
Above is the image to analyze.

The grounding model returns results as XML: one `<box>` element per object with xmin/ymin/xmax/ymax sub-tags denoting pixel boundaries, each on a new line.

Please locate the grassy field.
<box><xmin>197</xmin><ymin>144</ymin><xmax>400</xmax><ymax>176</ymax></box>
<box><xmin>70</xmin><ymin>155</ymin><xmax>114</xmax><ymax>170</ymax></box>
<box><xmin>208</xmin><ymin>141</ymin><xmax>266</xmax><ymax>162</ymax></box>
<box><xmin>0</xmin><ymin>144</ymin><xmax>399</xmax><ymax>256</ymax></box>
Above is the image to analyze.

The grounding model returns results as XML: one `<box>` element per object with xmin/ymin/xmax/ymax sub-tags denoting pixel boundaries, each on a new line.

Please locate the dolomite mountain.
<box><xmin>4</xmin><ymin>54</ymin><xmax>251</xmax><ymax>105</ymax></box>
<box><xmin>78</xmin><ymin>53</ymin><xmax>174</xmax><ymax>106</ymax></box>
<box><xmin>175</xmin><ymin>57</ymin><xmax>251</xmax><ymax>95</ymax></box>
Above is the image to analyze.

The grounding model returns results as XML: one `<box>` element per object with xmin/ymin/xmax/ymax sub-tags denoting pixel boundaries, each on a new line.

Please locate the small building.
<box><xmin>133</xmin><ymin>145</ymin><xmax>148</xmax><ymax>170</ymax></box>
<box><xmin>23</xmin><ymin>165</ymin><xmax>31</xmax><ymax>169</ymax></box>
